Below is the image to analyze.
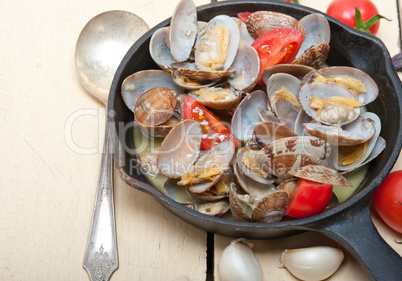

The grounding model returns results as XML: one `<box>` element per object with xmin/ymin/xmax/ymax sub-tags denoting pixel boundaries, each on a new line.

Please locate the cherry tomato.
<box><xmin>237</xmin><ymin>12</ymin><xmax>250</xmax><ymax>24</ymax></box>
<box><xmin>251</xmin><ymin>28</ymin><xmax>303</xmax><ymax>84</ymax></box>
<box><xmin>286</xmin><ymin>179</ymin><xmax>333</xmax><ymax>219</ymax></box>
<box><xmin>373</xmin><ymin>170</ymin><xmax>402</xmax><ymax>233</ymax></box>
<box><xmin>326</xmin><ymin>0</ymin><xmax>381</xmax><ymax>35</ymax></box>
<box><xmin>182</xmin><ymin>95</ymin><xmax>239</xmax><ymax>150</ymax></box>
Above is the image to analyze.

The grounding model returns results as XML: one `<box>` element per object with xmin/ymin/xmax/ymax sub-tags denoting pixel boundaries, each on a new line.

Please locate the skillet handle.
<box><xmin>316</xmin><ymin>197</ymin><xmax>402</xmax><ymax>281</ymax></box>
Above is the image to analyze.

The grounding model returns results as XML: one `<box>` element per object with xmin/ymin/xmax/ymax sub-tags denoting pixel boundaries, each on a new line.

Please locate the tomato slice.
<box><xmin>182</xmin><ymin>95</ymin><xmax>239</xmax><ymax>150</ymax></box>
<box><xmin>237</xmin><ymin>12</ymin><xmax>251</xmax><ymax>24</ymax></box>
<box><xmin>251</xmin><ymin>28</ymin><xmax>304</xmax><ymax>84</ymax></box>
<box><xmin>285</xmin><ymin>179</ymin><xmax>333</xmax><ymax>219</ymax></box>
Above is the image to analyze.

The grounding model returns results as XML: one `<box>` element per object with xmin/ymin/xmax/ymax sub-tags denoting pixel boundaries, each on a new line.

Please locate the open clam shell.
<box><xmin>121</xmin><ymin>69</ymin><xmax>185</xmax><ymax>112</ymax></box>
<box><xmin>187</xmin><ymin>140</ymin><xmax>236</xmax><ymax>194</ymax></box>
<box><xmin>293</xmin><ymin>13</ymin><xmax>330</xmax><ymax>69</ymax></box>
<box><xmin>229</xmin><ymin>184</ymin><xmax>289</xmax><ymax>223</ymax></box>
<box><xmin>233</xmin><ymin>155</ymin><xmax>276</xmax><ymax>197</ymax></box>
<box><xmin>188</xmin><ymin>86</ymin><xmax>241</xmax><ymax>109</ymax></box>
<box><xmin>274</xmin><ymin>99</ymin><xmax>300</xmax><ymax>131</ymax></box>
<box><xmin>303</xmin><ymin>116</ymin><xmax>376</xmax><ymax>147</ymax></box>
<box><xmin>246</xmin><ymin>11</ymin><xmax>306</xmax><ymax>39</ymax></box>
<box><xmin>194</xmin><ymin>15</ymin><xmax>240</xmax><ymax>72</ymax></box>
<box><xmin>149</xmin><ymin>27</ymin><xmax>177</xmax><ymax>72</ymax></box>
<box><xmin>266</xmin><ymin>73</ymin><xmax>301</xmax><ymax>109</ymax></box>
<box><xmin>339</xmin><ymin>136</ymin><xmax>386</xmax><ymax>175</ymax></box>
<box><xmin>232</xmin><ymin>17</ymin><xmax>254</xmax><ymax>46</ymax></box>
<box><xmin>262</xmin><ymin>64</ymin><xmax>314</xmax><ymax>84</ymax></box>
<box><xmin>302</xmin><ymin>66</ymin><xmax>379</xmax><ymax>106</ymax></box>
<box><xmin>169</xmin><ymin>0</ymin><xmax>197</xmax><ymax>62</ymax></box>
<box><xmin>157</xmin><ymin>119</ymin><xmax>202</xmax><ymax>178</ymax></box>
<box><xmin>171</xmin><ymin>62</ymin><xmax>236</xmax><ymax>81</ymax></box>
<box><xmin>253</xmin><ymin>121</ymin><xmax>297</xmax><ymax>148</ymax></box>
<box><xmin>235</xmin><ymin>146</ymin><xmax>275</xmax><ymax>185</ymax></box>
<box><xmin>134</xmin><ymin>115</ymin><xmax>180</xmax><ymax>138</ymax></box>
<box><xmin>254</xmin><ymin>136</ymin><xmax>332</xmax><ymax>179</ymax></box>
<box><xmin>333</xmin><ymin>112</ymin><xmax>383</xmax><ymax>172</ymax></box>
<box><xmin>296</xmin><ymin>13</ymin><xmax>331</xmax><ymax>58</ymax></box>
<box><xmin>171</xmin><ymin>69</ymin><xmax>219</xmax><ymax>90</ymax></box>
<box><xmin>231</xmin><ymin>90</ymin><xmax>268</xmax><ymax>142</ymax></box>
<box><xmin>288</xmin><ymin>164</ymin><xmax>352</xmax><ymax>187</ymax></box>
<box><xmin>198</xmin><ymin>200</ymin><xmax>230</xmax><ymax>217</ymax></box>
<box><xmin>257</xmin><ymin>107</ymin><xmax>279</xmax><ymax>123</ymax></box>
<box><xmin>227</xmin><ymin>45</ymin><xmax>260</xmax><ymax>93</ymax></box>
<box><xmin>299</xmin><ymin>82</ymin><xmax>361</xmax><ymax>126</ymax></box>
<box><xmin>292</xmin><ymin>43</ymin><xmax>330</xmax><ymax>69</ymax></box>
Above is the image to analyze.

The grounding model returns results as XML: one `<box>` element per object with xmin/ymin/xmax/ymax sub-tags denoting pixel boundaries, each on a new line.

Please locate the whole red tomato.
<box><xmin>326</xmin><ymin>0</ymin><xmax>381</xmax><ymax>35</ymax></box>
<box><xmin>373</xmin><ymin>170</ymin><xmax>402</xmax><ymax>233</ymax></box>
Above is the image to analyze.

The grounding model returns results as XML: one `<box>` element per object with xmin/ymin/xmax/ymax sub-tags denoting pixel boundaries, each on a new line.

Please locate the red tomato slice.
<box><xmin>182</xmin><ymin>95</ymin><xmax>239</xmax><ymax>150</ymax></box>
<box><xmin>286</xmin><ymin>179</ymin><xmax>333</xmax><ymax>219</ymax></box>
<box><xmin>237</xmin><ymin>12</ymin><xmax>251</xmax><ymax>24</ymax></box>
<box><xmin>251</xmin><ymin>28</ymin><xmax>303</xmax><ymax>85</ymax></box>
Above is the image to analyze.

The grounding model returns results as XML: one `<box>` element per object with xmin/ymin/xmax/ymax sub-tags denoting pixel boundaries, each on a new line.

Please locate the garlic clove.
<box><xmin>278</xmin><ymin>246</ymin><xmax>344</xmax><ymax>281</ymax></box>
<box><xmin>218</xmin><ymin>239</ymin><xmax>263</xmax><ymax>281</ymax></box>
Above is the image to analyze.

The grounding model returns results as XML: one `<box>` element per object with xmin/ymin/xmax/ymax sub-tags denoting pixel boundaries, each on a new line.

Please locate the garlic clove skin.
<box><xmin>278</xmin><ymin>246</ymin><xmax>344</xmax><ymax>281</ymax></box>
<box><xmin>218</xmin><ymin>239</ymin><xmax>263</xmax><ymax>281</ymax></box>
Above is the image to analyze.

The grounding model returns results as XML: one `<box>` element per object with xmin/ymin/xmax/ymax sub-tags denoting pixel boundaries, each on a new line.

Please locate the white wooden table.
<box><xmin>0</xmin><ymin>0</ymin><xmax>400</xmax><ymax>280</ymax></box>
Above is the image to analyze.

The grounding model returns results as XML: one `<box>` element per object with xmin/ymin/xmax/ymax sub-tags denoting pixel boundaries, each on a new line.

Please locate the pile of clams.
<box><xmin>122</xmin><ymin>0</ymin><xmax>385</xmax><ymax>223</ymax></box>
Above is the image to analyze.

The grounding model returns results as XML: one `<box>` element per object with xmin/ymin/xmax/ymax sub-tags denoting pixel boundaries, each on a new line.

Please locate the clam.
<box><xmin>229</xmin><ymin>183</ymin><xmax>289</xmax><ymax>223</ymax></box>
<box><xmin>293</xmin><ymin>13</ymin><xmax>331</xmax><ymax>69</ymax></box>
<box><xmin>149</xmin><ymin>27</ymin><xmax>177</xmax><ymax>72</ymax></box>
<box><xmin>182</xmin><ymin>140</ymin><xmax>235</xmax><ymax>194</ymax></box>
<box><xmin>232</xmin><ymin>17</ymin><xmax>254</xmax><ymax>46</ymax></box>
<box><xmin>257</xmin><ymin>107</ymin><xmax>280</xmax><ymax>123</ymax></box>
<box><xmin>254</xmin><ymin>136</ymin><xmax>332</xmax><ymax>179</ymax></box>
<box><xmin>198</xmin><ymin>200</ymin><xmax>230</xmax><ymax>216</ymax></box>
<box><xmin>253</xmin><ymin>121</ymin><xmax>298</xmax><ymax>148</ymax></box>
<box><xmin>299</xmin><ymin>82</ymin><xmax>361</xmax><ymax>126</ymax></box>
<box><xmin>194</xmin><ymin>15</ymin><xmax>240</xmax><ymax>72</ymax></box>
<box><xmin>333</xmin><ymin>112</ymin><xmax>384</xmax><ymax>172</ymax></box>
<box><xmin>169</xmin><ymin>0</ymin><xmax>197</xmax><ymax>62</ymax></box>
<box><xmin>302</xmin><ymin>66</ymin><xmax>379</xmax><ymax>105</ymax></box>
<box><xmin>171</xmin><ymin>69</ymin><xmax>219</xmax><ymax>90</ymax></box>
<box><xmin>134</xmin><ymin>115</ymin><xmax>181</xmax><ymax>138</ymax></box>
<box><xmin>171</xmin><ymin>62</ymin><xmax>236</xmax><ymax>81</ymax></box>
<box><xmin>231</xmin><ymin>90</ymin><xmax>268</xmax><ymax>142</ymax></box>
<box><xmin>266</xmin><ymin>73</ymin><xmax>302</xmax><ymax>130</ymax></box>
<box><xmin>246</xmin><ymin>11</ymin><xmax>306</xmax><ymax>39</ymax></box>
<box><xmin>157</xmin><ymin>119</ymin><xmax>202</xmax><ymax>178</ymax></box>
<box><xmin>303</xmin><ymin>116</ymin><xmax>376</xmax><ymax>147</ymax></box>
<box><xmin>227</xmin><ymin>45</ymin><xmax>260</xmax><ymax>93</ymax></box>
<box><xmin>189</xmin><ymin>85</ymin><xmax>241</xmax><ymax>109</ymax></box>
<box><xmin>137</xmin><ymin>151</ymin><xmax>160</xmax><ymax>177</ymax></box>
<box><xmin>134</xmin><ymin>87</ymin><xmax>177</xmax><ymax>126</ymax></box>
<box><xmin>121</xmin><ymin>69</ymin><xmax>185</xmax><ymax>112</ymax></box>
<box><xmin>288</xmin><ymin>165</ymin><xmax>352</xmax><ymax>186</ymax></box>
<box><xmin>235</xmin><ymin>146</ymin><xmax>276</xmax><ymax>186</ymax></box>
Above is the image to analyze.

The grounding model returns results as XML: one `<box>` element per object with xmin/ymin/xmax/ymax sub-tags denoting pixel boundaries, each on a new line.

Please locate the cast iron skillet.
<box><xmin>109</xmin><ymin>1</ymin><xmax>402</xmax><ymax>280</ymax></box>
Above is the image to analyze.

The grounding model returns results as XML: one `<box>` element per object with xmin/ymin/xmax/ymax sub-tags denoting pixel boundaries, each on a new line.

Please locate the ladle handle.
<box><xmin>318</xmin><ymin>198</ymin><xmax>402</xmax><ymax>281</ymax></box>
<box><xmin>83</xmin><ymin>119</ymin><xmax>118</xmax><ymax>281</ymax></box>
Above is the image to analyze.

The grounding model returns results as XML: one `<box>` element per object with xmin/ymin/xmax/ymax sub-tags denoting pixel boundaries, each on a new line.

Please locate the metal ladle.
<box><xmin>75</xmin><ymin>11</ymin><xmax>149</xmax><ymax>281</ymax></box>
